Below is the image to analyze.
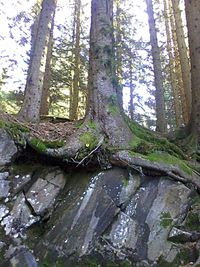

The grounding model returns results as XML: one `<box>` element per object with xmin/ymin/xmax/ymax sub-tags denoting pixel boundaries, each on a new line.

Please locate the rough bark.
<box><xmin>164</xmin><ymin>0</ymin><xmax>182</xmax><ymax>127</ymax></box>
<box><xmin>115</xmin><ymin>0</ymin><xmax>123</xmax><ymax>111</ymax></box>
<box><xmin>185</xmin><ymin>0</ymin><xmax>200</xmax><ymax>140</ymax></box>
<box><xmin>146</xmin><ymin>0</ymin><xmax>167</xmax><ymax>133</ymax></box>
<box><xmin>172</xmin><ymin>0</ymin><xmax>191</xmax><ymax>120</ymax></box>
<box><xmin>129</xmin><ymin>57</ymin><xmax>134</xmax><ymax>120</ymax></box>
<box><xmin>18</xmin><ymin>0</ymin><xmax>56</xmax><ymax>122</ymax></box>
<box><xmin>87</xmin><ymin>0</ymin><xmax>132</xmax><ymax>145</ymax></box>
<box><xmin>40</xmin><ymin>11</ymin><xmax>55</xmax><ymax>116</ymax></box>
<box><xmin>69</xmin><ymin>0</ymin><xmax>81</xmax><ymax>120</ymax></box>
<box><xmin>169</xmin><ymin>0</ymin><xmax>188</xmax><ymax>124</ymax></box>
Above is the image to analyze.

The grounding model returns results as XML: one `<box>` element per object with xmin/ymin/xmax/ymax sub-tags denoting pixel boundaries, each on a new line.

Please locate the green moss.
<box><xmin>146</xmin><ymin>152</ymin><xmax>193</xmax><ymax>175</ymax></box>
<box><xmin>184</xmin><ymin>212</ymin><xmax>200</xmax><ymax>231</ymax></box>
<box><xmin>88</xmin><ymin>120</ymin><xmax>97</xmax><ymax>130</ymax></box>
<box><xmin>0</xmin><ymin>119</ymin><xmax>29</xmax><ymax>146</ymax></box>
<box><xmin>160</xmin><ymin>212</ymin><xmax>173</xmax><ymax>228</ymax></box>
<box><xmin>29</xmin><ymin>137</ymin><xmax>47</xmax><ymax>153</ymax></box>
<box><xmin>126</xmin><ymin>117</ymin><xmax>186</xmax><ymax>159</ymax></box>
<box><xmin>80</xmin><ymin>132</ymin><xmax>98</xmax><ymax>149</ymax></box>
<box><xmin>29</xmin><ymin>137</ymin><xmax>65</xmax><ymax>154</ymax></box>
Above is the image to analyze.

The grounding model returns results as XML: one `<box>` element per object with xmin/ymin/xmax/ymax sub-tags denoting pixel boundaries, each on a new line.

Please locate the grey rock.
<box><xmin>0</xmin><ymin>172</ymin><xmax>10</xmax><ymax>199</ymax></box>
<box><xmin>1</xmin><ymin>193</ymin><xmax>39</xmax><ymax>237</ymax></box>
<box><xmin>0</xmin><ymin>204</ymin><xmax>9</xmax><ymax>221</ymax></box>
<box><xmin>12</xmin><ymin>174</ymin><xmax>31</xmax><ymax>194</ymax></box>
<box><xmin>0</xmin><ymin>129</ymin><xmax>18</xmax><ymax>167</ymax></box>
<box><xmin>26</xmin><ymin>169</ymin><xmax>66</xmax><ymax>216</ymax></box>
<box><xmin>2</xmin><ymin>248</ymin><xmax>39</xmax><ymax>267</ymax></box>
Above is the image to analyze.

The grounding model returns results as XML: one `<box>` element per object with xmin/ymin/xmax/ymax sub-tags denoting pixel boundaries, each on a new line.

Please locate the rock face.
<box><xmin>0</xmin><ymin>129</ymin><xmax>18</xmax><ymax>167</ymax></box>
<box><xmin>0</xmin><ymin>162</ymin><xmax>200</xmax><ymax>267</ymax></box>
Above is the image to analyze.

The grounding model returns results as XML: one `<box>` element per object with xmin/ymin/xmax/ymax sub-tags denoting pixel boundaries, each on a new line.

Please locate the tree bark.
<box><xmin>87</xmin><ymin>0</ymin><xmax>132</xmax><ymax>146</ymax></box>
<box><xmin>146</xmin><ymin>0</ymin><xmax>167</xmax><ymax>133</ymax></box>
<box><xmin>185</xmin><ymin>0</ymin><xmax>200</xmax><ymax>139</ymax></box>
<box><xmin>18</xmin><ymin>0</ymin><xmax>56</xmax><ymax>122</ymax></box>
<box><xmin>172</xmin><ymin>0</ymin><xmax>191</xmax><ymax>120</ymax></box>
<box><xmin>40</xmin><ymin>10</ymin><xmax>55</xmax><ymax>116</ymax></box>
<box><xmin>164</xmin><ymin>0</ymin><xmax>182</xmax><ymax>127</ymax></box>
<box><xmin>69</xmin><ymin>0</ymin><xmax>81</xmax><ymax>120</ymax></box>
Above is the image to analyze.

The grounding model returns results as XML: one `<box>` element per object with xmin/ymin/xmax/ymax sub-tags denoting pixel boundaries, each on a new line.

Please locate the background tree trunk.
<box><xmin>185</xmin><ymin>0</ymin><xmax>200</xmax><ymax>138</ymax></box>
<box><xmin>40</xmin><ymin>10</ymin><xmax>55</xmax><ymax>116</ymax></box>
<box><xmin>146</xmin><ymin>0</ymin><xmax>167</xmax><ymax>133</ymax></box>
<box><xmin>172</xmin><ymin>0</ymin><xmax>191</xmax><ymax>120</ymax></box>
<box><xmin>69</xmin><ymin>0</ymin><xmax>81</xmax><ymax>120</ymax></box>
<box><xmin>164</xmin><ymin>0</ymin><xmax>182</xmax><ymax>127</ymax></box>
<box><xmin>18</xmin><ymin>0</ymin><xmax>56</xmax><ymax>122</ymax></box>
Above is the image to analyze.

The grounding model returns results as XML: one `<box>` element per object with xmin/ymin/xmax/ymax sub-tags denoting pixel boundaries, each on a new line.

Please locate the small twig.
<box><xmin>76</xmin><ymin>136</ymin><xmax>104</xmax><ymax>168</ymax></box>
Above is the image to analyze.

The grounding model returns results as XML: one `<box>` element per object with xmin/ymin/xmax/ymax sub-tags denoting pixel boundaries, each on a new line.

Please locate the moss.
<box><xmin>88</xmin><ymin>120</ymin><xmax>97</xmax><ymax>130</ymax></box>
<box><xmin>80</xmin><ymin>132</ymin><xmax>98</xmax><ymax>150</ymax></box>
<box><xmin>29</xmin><ymin>137</ymin><xmax>47</xmax><ymax>153</ymax></box>
<box><xmin>0</xmin><ymin>119</ymin><xmax>29</xmax><ymax>146</ymax></box>
<box><xmin>184</xmin><ymin>212</ymin><xmax>200</xmax><ymax>232</ymax></box>
<box><xmin>160</xmin><ymin>212</ymin><xmax>173</xmax><ymax>228</ymax></box>
<box><xmin>29</xmin><ymin>137</ymin><xmax>65</xmax><ymax>154</ymax></box>
<box><xmin>146</xmin><ymin>152</ymin><xmax>193</xmax><ymax>175</ymax></box>
<box><xmin>126</xmin><ymin>117</ymin><xmax>186</xmax><ymax>159</ymax></box>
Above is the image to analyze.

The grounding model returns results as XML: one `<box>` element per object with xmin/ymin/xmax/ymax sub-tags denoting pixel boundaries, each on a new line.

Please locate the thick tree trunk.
<box><xmin>18</xmin><ymin>0</ymin><xmax>56</xmax><ymax>122</ymax></box>
<box><xmin>87</xmin><ymin>0</ymin><xmax>132</xmax><ymax>146</ymax></box>
<box><xmin>185</xmin><ymin>0</ymin><xmax>200</xmax><ymax>139</ymax></box>
<box><xmin>172</xmin><ymin>0</ymin><xmax>191</xmax><ymax>120</ymax></box>
<box><xmin>146</xmin><ymin>0</ymin><xmax>167</xmax><ymax>133</ymax></box>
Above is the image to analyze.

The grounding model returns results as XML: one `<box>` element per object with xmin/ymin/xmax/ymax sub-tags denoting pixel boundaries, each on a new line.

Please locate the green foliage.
<box><xmin>160</xmin><ymin>212</ymin><xmax>173</xmax><ymax>228</ymax></box>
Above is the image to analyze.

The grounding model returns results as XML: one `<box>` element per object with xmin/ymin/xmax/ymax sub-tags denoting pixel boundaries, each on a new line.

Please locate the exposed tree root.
<box><xmin>111</xmin><ymin>150</ymin><xmax>200</xmax><ymax>192</ymax></box>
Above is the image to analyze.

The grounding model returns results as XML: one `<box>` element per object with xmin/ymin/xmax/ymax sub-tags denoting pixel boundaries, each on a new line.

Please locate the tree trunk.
<box><xmin>87</xmin><ymin>0</ymin><xmax>132</xmax><ymax>146</ymax></box>
<box><xmin>146</xmin><ymin>0</ymin><xmax>167</xmax><ymax>133</ymax></box>
<box><xmin>164</xmin><ymin>0</ymin><xmax>182</xmax><ymax>127</ymax></box>
<box><xmin>40</xmin><ymin>10</ymin><xmax>55</xmax><ymax>116</ymax></box>
<box><xmin>129</xmin><ymin>56</ymin><xmax>134</xmax><ymax>120</ymax></box>
<box><xmin>172</xmin><ymin>0</ymin><xmax>191</xmax><ymax>120</ymax></box>
<box><xmin>185</xmin><ymin>0</ymin><xmax>200</xmax><ymax>139</ymax></box>
<box><xmin>69</xmin><ymin>0</ymin><xmax>81</xmax><ymax>120</ymax></box>
<box><xmin>115</xmin><ymin>0</ymin><xmax>123</xmax><ymax>111</ymax></box>
<box><xmin>18</xmin><ymin>0</ymin><xmax>56</xmax><ymax>122</ymax></box>
<box><xmin>169</xmin><ymin>0</ymin><xmax>188</xmax><ymax>125</ymax></box>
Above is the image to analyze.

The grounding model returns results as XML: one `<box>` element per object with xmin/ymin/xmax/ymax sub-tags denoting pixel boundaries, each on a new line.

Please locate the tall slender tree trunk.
<box><xmin>169</xmin><ymin>0</ymin><xmax>188</xmax><ymax>124</ymax></box>
<box><xmin>184</xmin><ymin>0</ymin><xmax>200</xmax><ymax>139</ymax></box>
<box><xmin>115</xmin><ymin>0</ymin><xmax>123</xmax><ymax>111</ymax></box>
<box><xmin>164</xmin><ymin>0</ymin><xmax>182</xmax><ymax>127</ymax></box>
<box><xmin>69</xmin><ymin>0</ymin><xmax>81</xmax><ymax>120</ymax></box>
<box><xmin>172</xmin><ymin>0</ymin><xmax>191</xmax><ymax>119</ymax></box>
<box><xmin>146</xmin><ymin>0</ymin><xmax>167</xmax><ymax>133</ymax></box>
<box><xmin>40</xmin><ymin>11</ymin><xmax>55</xmax><ymax>116</ymax></box>
<box><xmin>18</xmin><ymin>0</ymin><xmax>56</xmax><ymax>122</ymax></box>
<box><xmin>129</xmin><ymin>56</ymin><xmax>134</xmax><ymax>120</ymax></box>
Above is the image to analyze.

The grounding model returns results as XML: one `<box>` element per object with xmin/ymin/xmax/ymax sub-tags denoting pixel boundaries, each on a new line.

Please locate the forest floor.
<box><xmin>0</xmin><ymin>110</ymin><xmax>76</xmax><ymax>141</ymax></box>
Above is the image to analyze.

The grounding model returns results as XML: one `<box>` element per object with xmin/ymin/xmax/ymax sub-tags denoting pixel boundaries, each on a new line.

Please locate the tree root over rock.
<box><xmin>111</xmin><ymin>150</ymin><xmax>200</xmax><ymax>192</ymax></box>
